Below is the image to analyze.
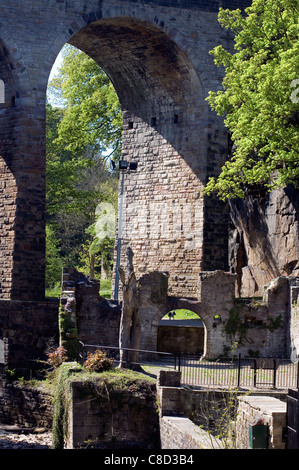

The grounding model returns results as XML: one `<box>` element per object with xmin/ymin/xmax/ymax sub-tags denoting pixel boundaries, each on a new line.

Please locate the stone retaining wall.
<box><xmin>66</xmin><ymin>377</ymin><xmax>159</xmax><ymax>449</ymax></box>
<box><xmin>0</xmin><ymin>378</ymin><xmax>53</xmax><ymax>430</ymax></box>
<box><xmin>158</xmin><ymin>370</ymin><xmax>288</xmax><ymax>450</ymax></box>
<box><xmin>0</xmin><ymin>300</ymin><xmax>59</xmax><ymax>376</ymax></box>
<box><xmin>0</xmin><ymin>368</ymin><xmax>290</xmax><ymax>449</ymax></box>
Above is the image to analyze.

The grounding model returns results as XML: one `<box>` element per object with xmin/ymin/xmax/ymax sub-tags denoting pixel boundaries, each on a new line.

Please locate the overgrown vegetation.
<box><xmin>58</xmin><ymin>304</ymin><xmax>79</xmax><ymax>362</ymax></box>
<box><xmin>194</xmin><ymin>389</ymin><xmax>239</xmax><ymax>449</ymax></box>
<box><xmin>83</xmin><ymin>350</ymin><xmax>114</xmax><ymax>372</ymax></box>
<box><xmin>224</xmin><ymin>299</ymin><xmax>283</xmax><ymax>348</ymax></box>
<box><xmin>52</xmin><ymin>362</ymin><xmax>74</xmax><ymax>449</ymax></box>
<box><xmin>50</xmin><ymin>357</ymin><xmax>156</xmax><ymax>449</ymax></box>
<box><xmin>224</xmin><ymin>302</ymin><xmax>249</xmax><ymax>346</ymax></box>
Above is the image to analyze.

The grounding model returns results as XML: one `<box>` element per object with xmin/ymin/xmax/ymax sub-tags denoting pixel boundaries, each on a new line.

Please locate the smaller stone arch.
<box><xmin>158</xmin><ymin>309</ymin><xmax>205</xmax><ymax>356</ymax></box>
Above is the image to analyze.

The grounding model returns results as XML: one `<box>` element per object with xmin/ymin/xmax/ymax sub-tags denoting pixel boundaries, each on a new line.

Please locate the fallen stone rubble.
<box><xmin>0</xmin><ymin>425</ymin><xmax>52</xmax><ymax>449</ymax></box>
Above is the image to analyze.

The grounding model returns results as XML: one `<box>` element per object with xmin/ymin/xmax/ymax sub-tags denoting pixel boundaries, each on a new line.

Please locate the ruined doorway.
<box><xmin>157</xmin><ymin>309</ymin><xmax>204</xmax><ymax>356</ymax></box>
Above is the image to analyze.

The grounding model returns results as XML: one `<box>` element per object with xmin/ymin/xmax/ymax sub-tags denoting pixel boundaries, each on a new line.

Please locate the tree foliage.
<box><xmin>205</xmin><ymin>0</ymin><xmax>299</xmax><ymax>200</ymax></box>
<box><xmin>45</xmin><ymin>46</ymin><xmax>121</xmax><ymax>288</ymax></box>
<box><xmin>48</xmin><ymin>44</ymin><xmax>122</xmax><ymax>159</ymax></box>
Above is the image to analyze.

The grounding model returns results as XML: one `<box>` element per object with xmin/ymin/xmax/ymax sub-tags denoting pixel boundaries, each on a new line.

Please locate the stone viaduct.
<box><xmin>0</xmin><ymin>0</ymin><xmax>252</xmax><ymax>302</ymax></box>
<box><xmin>0</xmin><ymin>0</ymin><xmax>299</xmax><ymax>373</ymax></box>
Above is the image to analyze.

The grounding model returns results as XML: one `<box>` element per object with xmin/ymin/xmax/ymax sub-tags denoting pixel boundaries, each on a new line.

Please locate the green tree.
<box><xmin>48</xmin><ymin>44</ymin><xmax>122</xmax><ymax>160</ymax></box>
<box><xmin>46</xmin><ymin>103</ymin><xmax>96</xmax><ymax>216</ymax></box>
<box><xmin>46</xmin><ymin>45</ymin><xmax>121</xmax><ymax>281</ymax></box>
<box><xmin>46</xmin><ymin>225</ymin><xmax>63</xmax><ymax>288</ymax></box>
<box><xmin>205</xmin><ymin>0</ymin><xmax>299</xmax><ymax>201</ymax></box>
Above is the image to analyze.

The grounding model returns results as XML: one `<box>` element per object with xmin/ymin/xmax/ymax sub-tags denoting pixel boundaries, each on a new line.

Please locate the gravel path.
<box><xmin>0</xmin><ymin>425</ymin><xmax>52</xmax><ymax>449</ymax></box>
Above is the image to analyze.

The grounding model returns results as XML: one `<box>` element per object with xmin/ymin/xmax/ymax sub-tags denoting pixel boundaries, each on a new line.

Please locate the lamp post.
<box><xmin>114</xmin><ymin>160</ymin><xmax>138</xmax><ymax>300</ymax></box>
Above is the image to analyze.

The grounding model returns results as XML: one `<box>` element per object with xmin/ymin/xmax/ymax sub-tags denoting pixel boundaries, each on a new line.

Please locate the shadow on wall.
<box><xmin>229</xmin><ymin>186</ymin><xmax>299</xmax><ymax>298</ymax></box>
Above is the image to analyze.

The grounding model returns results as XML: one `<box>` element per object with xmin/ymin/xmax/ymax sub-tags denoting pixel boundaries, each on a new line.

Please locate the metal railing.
<box><xmin>78</xmin><ymin>342</ymin><xmax>177</xmax><ymax>369</ymax></box>
<box><xmin>178</xmin><ymin>354</ymin><xmax>299</xmax><ymax>390</ymax></box>
<box><xmin>78</xmin><ymin>343</ymin><xmax>299</xmax><ymax>390</ymax></box>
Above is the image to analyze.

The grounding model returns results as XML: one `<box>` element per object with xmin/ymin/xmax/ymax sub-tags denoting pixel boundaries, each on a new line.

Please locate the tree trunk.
<box><xmin>89</xmin><ymin>253</ymin><xmax>95</xmax><ymax>279</ymax></box>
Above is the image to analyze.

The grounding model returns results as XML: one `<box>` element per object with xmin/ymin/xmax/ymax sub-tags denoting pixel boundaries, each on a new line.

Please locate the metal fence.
<box><xmin>178</xmin><ymin>355</ymin><xmax>299</xmax><ymax>390</ymax></box>
<box><xmin>79</xmin><ymin>343</ymin><xmax>299</xmax><ymax>390</ymax></box>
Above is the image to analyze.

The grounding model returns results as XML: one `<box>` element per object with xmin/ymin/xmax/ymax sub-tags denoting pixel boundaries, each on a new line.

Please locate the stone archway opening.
<box><xmin>157</xmin><ymin>309</ymin><xmax>205</xmax><ymax>356</ymax></box>
<box><xmin>65</xmin><ymin>17</ymin><xmax>208</xmax><ymax>300</ymax></box>
<box><xmin>46</xmin><ymin>45</ymin><xmax>121</xmax><ymax>297</ymax></box>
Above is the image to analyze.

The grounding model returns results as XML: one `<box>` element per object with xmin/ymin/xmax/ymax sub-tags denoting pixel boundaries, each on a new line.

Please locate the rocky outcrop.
<box><xmin>229</xmin><ymin>186</ymin><xmax>299</xmax><ymax>297</ymax></box>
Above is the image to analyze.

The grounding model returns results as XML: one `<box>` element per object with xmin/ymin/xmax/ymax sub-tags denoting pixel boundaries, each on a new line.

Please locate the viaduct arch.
<box><xmin>0</xmin><ymin>0</ymin><xmax>251</xmax><ymax>302</ymax></box>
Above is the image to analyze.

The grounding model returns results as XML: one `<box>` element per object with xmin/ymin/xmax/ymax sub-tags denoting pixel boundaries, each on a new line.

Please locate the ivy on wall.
<box><xmin>224</xmin><ymin>300</ymin><xmax>283</xmax><ymax>349</ymax></box>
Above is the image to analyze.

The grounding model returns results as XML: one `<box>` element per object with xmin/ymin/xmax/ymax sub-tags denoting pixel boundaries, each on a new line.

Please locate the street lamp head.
<box><xmin>119</xmin><ymin>160</ymin><xmax>128</xmax><ymax>170</ymax></box>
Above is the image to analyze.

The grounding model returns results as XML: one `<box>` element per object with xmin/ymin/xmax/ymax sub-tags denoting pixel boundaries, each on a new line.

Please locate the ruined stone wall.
<box><xmin>63</xmin><ymin>268</ymin><xmax>292</xmax><ymax>361</ymax></box>
<box><xmin>0</xmin><ymin>380</ymin><xmax>53</xmax><ymax>430</ymax></box>
<box><xmin>196</xmin><ymin>271</ymin><xmax>290</xmax><ymax>359</ymax></box>
<box><xmin>160</xmin><ymin>416</ymin><xmax>219</xmax><ymax>449</ymax></box>
<box><xmin>158</xmin><ymin>371</ymin><xmax>288</xmax><ymax>450</ymax></box>
<box><xmin>0</xmin><ymin>300</ymin><xmax>59</xmax><ymax>376</ymax></box>
<box><xmin>60</xmin><ymin>268</ymin><xmax>121</xmax><ymax>352</ymax></box>
<box><xmin>66</xmin><ymin>377</ymin><xmax>159</xmax><ymax>449</ymax></box>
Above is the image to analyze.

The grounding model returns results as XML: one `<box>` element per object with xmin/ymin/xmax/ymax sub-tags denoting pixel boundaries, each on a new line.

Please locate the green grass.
<box><xmin>163</xmin><ymin>309</ymin><xmax>200</xmax><ymax>320</ymax></box>
<box><xmin>46</xmin><ymin>279</ymin><xmax>112</xmax><ymax>300</ymax></box>
<box><xmin>46</xmin><ymin>284</ymin><xmax>61</xmax><ymax>298</ymax></box>
<box><xmin>100</xmin><ymin>279</ymin><xmax>112</xmax><ymax>299</ymax></box>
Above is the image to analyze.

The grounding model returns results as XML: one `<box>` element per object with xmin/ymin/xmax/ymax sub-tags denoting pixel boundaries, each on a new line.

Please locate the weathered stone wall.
<box><xmin>62</xmin><ymin>268</ymin><xmax>121</xmax><ymax>350</ymax></box>
<box><xmin>158</xmin><ymin>370</ymin><xmax>288</xmax><ymax>450</ymax></box>
<box><xmin>196</xmin><ymin>272</ymin><xmax>291</xmax><ymax>359</ymax></box>
<box><xmin>62</xmin><ymin>268</ymin><xmax>293</xmax><ymax>362</ymax></box>
<box><xmin>0</xmin><ymin>300</ymin><xmax>59</xmax><ymax>376</ymax></box>
<box><xmin>66</xmin><ymin>377</ymin><xmax>159</xmax><ymax>449</ymax></box>
<box><xmin>236</xmin><ymin>395</ymin><xmax>287</xmax><ymax>449</ymax></box>
<box><xmin>160</xmin><ymin>416</ymin><xmax>220</xmax><ymax>449</ymax></box>
<box><xmin>0</xmin><ymin>377</ymin><xmax>53</xmax><ymax>430</ymax></box>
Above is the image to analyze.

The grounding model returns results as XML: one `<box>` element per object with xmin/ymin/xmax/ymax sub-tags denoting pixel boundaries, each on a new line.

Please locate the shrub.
<box><xmin>83</xmin><ymin>349</ymin><xmax>114</xmax><ymax>372</ymax></box>
<box><xmin>47</xmin><ymin>346</ymin><xmax>68</xmax><ymax>369</ymax></box>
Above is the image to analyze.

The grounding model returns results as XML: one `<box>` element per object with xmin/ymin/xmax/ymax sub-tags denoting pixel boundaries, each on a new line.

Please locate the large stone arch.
<box><xmin>0</xmin><ymin>0</ymin><xmax>258</xmax><ymax>374</ymax></box>
<box><xmin>65</xmin><ymin>16</ymin><xmax>210</xmax><ymax>298</ymax></box>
